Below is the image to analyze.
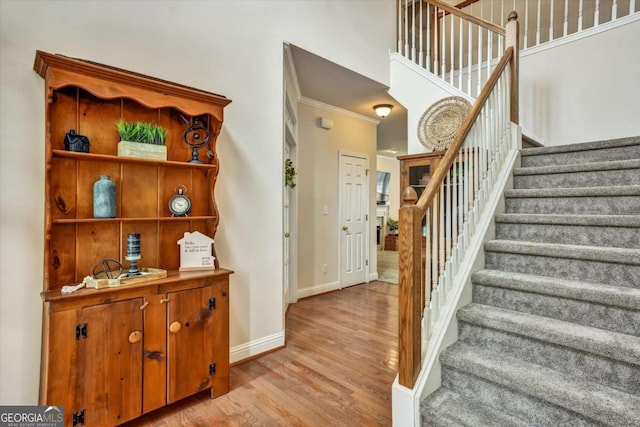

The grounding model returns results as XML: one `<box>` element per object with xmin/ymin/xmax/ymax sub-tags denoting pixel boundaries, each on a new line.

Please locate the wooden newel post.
<box><xmin>506</xmin><ymin>11</ymin><xmax>519</xmax><ymax>124</ymax></box>
<box><xmin>398</xmin><ymin>186</ymin><xmax>422</xmax><ymax>388</ymax></box>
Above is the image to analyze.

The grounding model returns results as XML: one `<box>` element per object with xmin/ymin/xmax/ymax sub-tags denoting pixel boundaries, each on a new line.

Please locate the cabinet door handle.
<box><xmin>169</xmin><ymin>321</ymin><xmax>182</xmax><ymax>334</ymax></box>
<box><xmin>128</xmin><ymin>330</ymin><xmax>142</xmax><ymax>344</ymax></box>
<box><xmin>139</xmin><ymin>301</ymin><xmax>149</xmax><ymax>310</ymax></box>
<box><xmin>160</xmin><ymin>298</ymin><xmax>170</xmax><ymax>304</ymax></box>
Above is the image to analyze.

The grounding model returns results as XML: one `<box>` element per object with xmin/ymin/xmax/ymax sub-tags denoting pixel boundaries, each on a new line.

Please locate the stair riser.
<box><xmin>521</xmin><ymin>145</ymin><xmax>640</xmax><ymax>167</ymax></box>
<box><xmin>514</xmin><ymin>168</ymin><xmax>640</xmax><ymax>189</ymax></box>
<box><xmin>458</xmin><ymin>322</ymin><xmax>640</xmax><ymax>394</ymax></box>
<box><xmin>495</xmin><ymin>223</ymin><xmax>640</xmax><ymax>248</ymax></box>
<box><xmin>505</xmin><ymin>195</ymin><xmax>640</xmax><ymax>215</ymax></box>
<box><xmin>441</xmin><ymin>368</ymin><xmax>600</xmax><ymax>426</ymax></box>
<box><xmin>471</xmin><ymin>285</ymin><xmax>640</xmax><ymax>337</ymax></box>
<box><xmin>421</xmin><ymin>389</ymin><xmax>528</xmax><ymax>427</ymax></box>
<box><xmin>484</xmin><ymin>252</ymin><xmax>640</xmax><ymax>287</ymax></box>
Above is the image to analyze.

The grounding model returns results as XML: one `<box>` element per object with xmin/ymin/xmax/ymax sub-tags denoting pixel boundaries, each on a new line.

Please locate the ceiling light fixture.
<box><xmin>373</xmin><ymin>104</ymin><xmax>393</xmax><ymax>118</ymax></box>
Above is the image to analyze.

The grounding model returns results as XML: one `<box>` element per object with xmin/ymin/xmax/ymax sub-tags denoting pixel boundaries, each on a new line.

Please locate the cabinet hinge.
<box><xmin>366</xmin><ymin>259</ymin><xmax>369</xmax><ymax>266</ymax></box>
<box><xmin>209</xmin><ymin>297</ymin><xmax>216</xmax><ymax>310</ymax></box>
<box><xmin>75</xmin><ymin>323</ymin><xmax>87</xmax><ymax>340</ymax></box>
<box><xmin>209</xmin><ymin>363</ymin><xmax>216</xmax><ymax>375</ymax></box>
<box><xmin>73</xmin><ymin>409</ymin><xmax>85</xmax><ymax>426</ymax></box>
<box><xmin>365</xmin><ymin>214</ymin><xmax>368</xmax><ymax>221</ymax></box>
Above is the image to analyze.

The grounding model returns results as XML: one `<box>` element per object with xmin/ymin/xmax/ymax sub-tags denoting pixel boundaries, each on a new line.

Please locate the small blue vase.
<box><xmin>93</xmin><ymin>175</ymin><xmax>116</xmax><ymax>218</ymax></box>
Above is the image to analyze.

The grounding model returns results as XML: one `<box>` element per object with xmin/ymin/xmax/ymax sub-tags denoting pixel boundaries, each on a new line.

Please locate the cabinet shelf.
<box><xmin>41</xmin><ymin>268</ymin><xmax>233</xmax><ymax>303</ymax></box>
<box><xmin>52</xmin><ymin>150</ymin><xmax>217</xmax><ymax>170</ymax></box>
<box><xmin>52</xmin><ymin>215</ymin><xmax>217</xmax><ymax>225</ymax></box>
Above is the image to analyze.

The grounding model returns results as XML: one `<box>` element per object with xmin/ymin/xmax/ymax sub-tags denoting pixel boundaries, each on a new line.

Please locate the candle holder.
<box><xmin>126</xmin><ymin>233</ymin><xmax>141</xmax><ymax>277</ymax></box>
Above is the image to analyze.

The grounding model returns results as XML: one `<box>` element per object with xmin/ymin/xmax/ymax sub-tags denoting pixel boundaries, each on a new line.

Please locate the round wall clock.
<box><xmin>168</xmin><ymin>185</ymin><xmax>192</xmax><ymax>217</ymax></box>
<box><xmin>417</xmin><ymin>96</ymin><xmax>472</xmax><ymax>152</ymax></box>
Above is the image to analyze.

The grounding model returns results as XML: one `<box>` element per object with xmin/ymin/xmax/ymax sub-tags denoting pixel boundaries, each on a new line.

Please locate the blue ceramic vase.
<box><xmin>93</xmin><ymin>175</ymin><xmax>116</xmax><ymax>218</ymax></box>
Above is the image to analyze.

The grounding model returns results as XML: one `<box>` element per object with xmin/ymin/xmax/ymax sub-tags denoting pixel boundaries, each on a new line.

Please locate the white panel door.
<box><xmin>340</xmin><ymin>153</ymin><xmax>368</xmax><ymax>287</ymax></box>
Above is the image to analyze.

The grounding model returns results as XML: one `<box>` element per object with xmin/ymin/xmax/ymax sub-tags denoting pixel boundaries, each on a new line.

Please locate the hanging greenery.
<box><xmin>285</xmin><ymin>159</ymin><xmax>297</xmax><ymax>188</ymax></box>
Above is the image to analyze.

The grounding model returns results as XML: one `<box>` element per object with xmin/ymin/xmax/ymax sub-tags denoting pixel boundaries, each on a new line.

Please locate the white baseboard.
<box><xmin>230</xmin><ymin>331</ymin><xmax>285</xmax><ymax>364</ymax></box>
<box><xmin>296</xmin><ymin>280</ymin><xmax>340</xmax><ymax>299</ymax></box>
<box><xmin>369</xmin><ymin>272</ymin><xmax>379</xmax><ymax>281</ymax></box>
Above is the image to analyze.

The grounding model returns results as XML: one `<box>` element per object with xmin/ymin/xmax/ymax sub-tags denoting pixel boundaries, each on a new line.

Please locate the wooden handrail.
<box><xmin>424</xmin><ymin>0</ymin><xmax>506</xmax><ymax>36</ymax></box>
<box><xmin>397</xmin><ymin>11</ymin><xmax>519</xmax><ymax>389</ymax></box>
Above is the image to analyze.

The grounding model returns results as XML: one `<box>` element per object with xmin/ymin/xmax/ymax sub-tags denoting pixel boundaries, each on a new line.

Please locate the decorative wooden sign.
<box><xmin>177</xmin><ymin>231</ymin><xmax>216</xmax><ymax>271</ymax></box>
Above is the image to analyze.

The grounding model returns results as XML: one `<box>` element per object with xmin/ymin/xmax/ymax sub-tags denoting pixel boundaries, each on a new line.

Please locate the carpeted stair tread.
<box><xmin>514</xmin><ymin>158</ymin><xmax>640</xmax><ymax>175</ymax></box>
<box><xmin>505</xmin><ymin>185</ymin><xmax>640</xmax><ymax>198</ymax></box>
<box><xmin>471</xmin><ymin>269</ymin><xmax>640</xmax><ymax>310</ymax></box>
<box><xmin>521</xmin><ymin>136</ymin><xmax>640</xmax><ymax>156</ymax></box>
<box><xmin>495</xmin><ymin>213</ymin><xmax>640</xmax><ymax>227</ymax></box>
<box><xmin>440</xmin><ymin>343</ymin><xmax>640</xmax><ymax>426</ymax></box>
<box><xmin>484</xmin><ymin>240</ymin><xmax>640</xmax><ymax>265</ymax></box>
<box><xmin>421</xmin><ymin>388</ymin><xmax>528</xmax><ymax>427</ymax></box>
<box><xmin>457</xmin><ymin>303</ymin><xmax>640</xmax><ymax>365</ymax></box>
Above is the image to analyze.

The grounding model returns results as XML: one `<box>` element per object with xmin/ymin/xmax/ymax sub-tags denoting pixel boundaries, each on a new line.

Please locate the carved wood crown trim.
<box><xmin>34</xmin><ymin>50</ymin><xmax>232</xmax><ymax>119</ymax></box>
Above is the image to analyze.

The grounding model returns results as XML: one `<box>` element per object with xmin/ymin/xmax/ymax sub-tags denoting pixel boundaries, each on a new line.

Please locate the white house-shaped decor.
<box><xmin>177</xmin><ymin>231</ymin><xmax>216</xmax><ymax>271</ymax></box>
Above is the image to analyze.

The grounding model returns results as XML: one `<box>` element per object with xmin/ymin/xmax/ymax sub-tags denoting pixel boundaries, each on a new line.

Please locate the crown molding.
<box><xmin>299</xmin><ymin>97</ymin><xmax>380</xmax><ymax>125</ymax></box>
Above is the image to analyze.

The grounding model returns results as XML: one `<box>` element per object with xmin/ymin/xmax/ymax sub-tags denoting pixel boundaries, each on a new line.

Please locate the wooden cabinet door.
<box><xmin>166</xmin><ymin>286</ymin><xmax>216</xmax><ymax>403</ymax></box>
<box><xmin>80</xmin><ymin>298</ymin><xmax>144</xmax><ymax>426</ymax></box>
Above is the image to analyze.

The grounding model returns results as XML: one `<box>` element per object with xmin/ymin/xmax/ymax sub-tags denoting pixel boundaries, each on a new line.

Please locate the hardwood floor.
<box><xmin>126</xmin><ymin>281</ymin><xmax>398</xmax><ymax>427</ymax></box>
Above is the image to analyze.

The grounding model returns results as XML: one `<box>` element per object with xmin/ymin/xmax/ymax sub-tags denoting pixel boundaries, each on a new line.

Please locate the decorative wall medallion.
<box><xmin>417</xmin><ymin>96</ymin><xmax>472</xmax><ymax>151</ymax></box>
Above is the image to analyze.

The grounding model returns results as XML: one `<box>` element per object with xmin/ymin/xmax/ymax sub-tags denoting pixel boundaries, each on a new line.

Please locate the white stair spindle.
<box><xmin>458</xmin><ymin>16</ymin><xmax>463</xmax><ymax>90</ymax></box>
<box><xmin>631</xmin><ymin>0</ymin><xmax>635</xmax><ymax>14</ymax></box>
<box><xmin>411</xmin><ymin>0</ymin><xmax>416</xmax><ymax>62</ymax></box>
<box><xmin>450</xmin><ymin>14</ymin><xmax>454</xmax><ymax>85</ymax></box>
<box><xmin>579</xmin><ymin>0</ymin><xmax>584</xmax><ymax>31</ymax></box>
<box><xmin>439</xmin><ymin>181</ymin><xmax>445</xmax><ymax>280</ymax></box>
<box><xmin>549</xmin><ymin>0</ymin><xmax>554</xmax><ymax>41</ymax></box>
<box><xmin>427</xmin><ymin>3</ymin><xmax>431</xmax><ymax>73</ymax></box>
<box><xmin>446</xmin><ymin>164</ymin><xmax>452</xmax><ymax>262</ymax></box>
<box><xmin>452</xmin><ymin>162</ymin><xmax>458</xmax><ymax>269</ymax></box>
<box><xmin>595</xmin><ymin>0</ymin><xmax>600</xmax><ymax>27</ymax></box>
<box><xmin>524</xmin><ymin>0</ymin><xmax>529</xmax><ymax>49</ymax></box>
<box><xmin>487</xmin><ymin>27</ymin><xmax>493</xmax><ymax>78</ymax></box>
<box><xmin>612</xmin><ymin>0</ymin><xmax>618</xmax><ymax>20</ymax></box>
<box><xmin>563</xmin><ymin>0</ymin><xmax>568</xmax><ymax>37</ymax></box>
<box><xmin>441</xmin><ymin>8</ymin><xmax>446</xmax><ymax>80</ymax></box>
<box><xmin>432</xmin><ymin>195</ymin><xmax>438</xmax><ymax>292</ymax></box>
<box><xmin>477</xmin><ymin>17</ymin><xmax>483</xmax><ymax>97</ymax></box>
<box><xmin>404</xmin><ymin>0</ymin><xmax>409</xmax><ymax>56</ymax></box>
<box><xmin>397</xmin><ymin>0</ymin><xmax>402</xmax><ymax>53</ymax></box>
<box><xmin>536</xmin><ymin>0</ymin><xmax>541</xmax><ymax>46</ymax></box>
<box><xmin>419</xmin><ymin>0</ymin><xmax>423</xmax><ymax>67</ymax></box>
<box><xmin>434</xmin><ymin>7</ymin><xmax>439</xmax><ymax>77</ymax></box>
<box><xmin>467</xmin><ymin>19</ymin><xmax>472</xmax><ymax>97</ymax></box>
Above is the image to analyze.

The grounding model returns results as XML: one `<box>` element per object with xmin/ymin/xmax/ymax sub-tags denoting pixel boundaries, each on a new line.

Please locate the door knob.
<box><xmin>169</xmin><ymin>321</ymin><xmax>182</xmax><ymax>334</ymax></box>
<box><xmin>128</xmin><ymin>330</ymin><xmax>142</xmax><ymax>344</ymax></box>
<box><xmin>284</xmin><ymin>232</ymin><xmax>290</xmax><ymax>238</ymax></box>
<box><xmin>342</xmin><ymin>226</ymin><xmax>349</xmax><ymax>231</ymax></box>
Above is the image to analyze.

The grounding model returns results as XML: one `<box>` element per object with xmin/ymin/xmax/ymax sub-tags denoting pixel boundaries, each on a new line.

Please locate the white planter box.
<box><xmin>118</xmin><ymin>140</ymin><xmax>167</xmax><ymax>161</ymax></box>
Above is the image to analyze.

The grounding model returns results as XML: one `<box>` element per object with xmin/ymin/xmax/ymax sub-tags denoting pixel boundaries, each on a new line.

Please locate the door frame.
<box><xmin>338</xmin><ymin>150</ymin><xmax>370</xmax><ymax>288</ymax></box>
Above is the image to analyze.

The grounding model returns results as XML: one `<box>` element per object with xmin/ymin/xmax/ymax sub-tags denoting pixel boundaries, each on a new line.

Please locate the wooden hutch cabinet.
<box><xmin>398</xmin><ymin>151</ymin><xmax>449</xmax><ymax>199</ymax></box>
<box><xmin>34</xmin><ymin>50</ymin><xmax>232</xmax><ymax>426</ymax></box>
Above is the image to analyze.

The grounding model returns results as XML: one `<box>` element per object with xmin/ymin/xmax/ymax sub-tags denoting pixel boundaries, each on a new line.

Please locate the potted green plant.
<box><xmin>285</xmin><ymin>159</ymin><xmax>296</xmax><ymax>188</ymax></box>
<box><xmin>387</xmin><ymin>218</ymin><xmax>398</xmax><ymax>235</ymax></box>
<box><xmin>116</xmin><ymin>119</ymin><xmax>168</xmax><ymax>160</ymax></box>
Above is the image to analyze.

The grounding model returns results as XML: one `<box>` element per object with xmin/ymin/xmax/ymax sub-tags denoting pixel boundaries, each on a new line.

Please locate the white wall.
<box><xmin>520</xmin><ymin>17</ymin><xmax>640</xmax><ymax>145</ymax></box>
<box><xmin>0</xmin><ymin>0</ymin><xmax>395</xmax><ymax>404</ymax></box>
<box><xmin>389</xmin><ymin>54</ymin><xmax>467</xmax><ymax>155</ymax></box>
<box><xmin>376</xmin><ymin>155</ymin><xmax>400</xmax><ymax>223</ymax></box>
<box><xmin>296</xmin><ymin>100</ymin><xmax>378</xmax><ymax>297</ymax></box>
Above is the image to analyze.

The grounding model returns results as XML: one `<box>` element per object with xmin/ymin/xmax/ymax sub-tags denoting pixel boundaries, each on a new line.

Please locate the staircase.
<box><xmin>421</xmin><ymin>137</ymin><xmax>640</xmax><ymax>426</ymax></box>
